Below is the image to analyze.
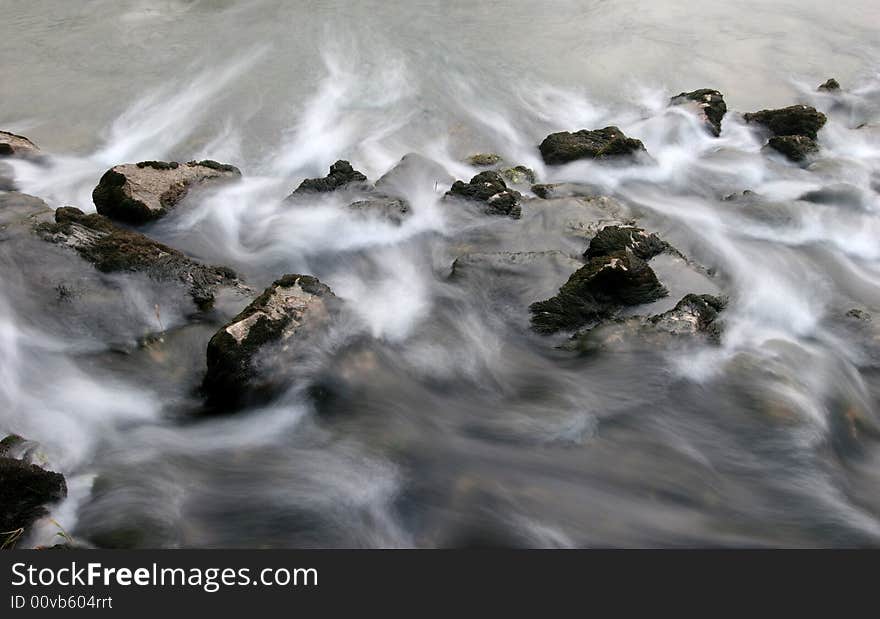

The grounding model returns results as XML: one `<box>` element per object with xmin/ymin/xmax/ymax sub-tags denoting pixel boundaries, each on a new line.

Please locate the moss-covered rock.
<box><xmin>446</xmin><ymin>170</ymin><xmax>521</xmax><ymax>218</ymax></box>
<box><xmin>0</xmin><ymin>130</ymin><xmax>40</xmax><ymax>159</ymax></box>
<box><xmin>530</xmin><ymin>249</ymin><xmax>667</xmax><ymax>334</ymax></box>
<box><xmin>288</xmin><ymin>160</ymin><xmax>368</xmax><ymax>196</ymax></box>
<box><xmin>0</xmin><ymin>456</ymin><xmax>66</xmax><ymax>535</ymax></box>
<box><xmin>767</xmin><ymin>135</ymin><xmax>819</xmax><ymax>162</ymax></box>
<box><xmin>538</xmin><ymin>126</ymin><xmax>647</xmax><ymax>165</ymax></box>
<box><xmin>584</xmin><ymin>225</ymin><xmax>668</xmax><ymax>261</ymax></box>
<box><xmin>36</xmin><ymin>207</ymin><xmax>244</xmax><ymax>309</ymax></box>
<box><xmin>743</xmin><ymin>105</ymin><xmax>827</xmax><ymax>140</ymax></box>
<box><xmin>202</xmin><ymin>274</ymin><xmax>336</xmax><ymax>410</ymax></box>
<box><xmin>670</xmin><ymin>89</ymin><xmax>727</xmax><ymax>136</ymax></box>
<box><xmin>467</xmin><ymin>153</ymin><xmax>502</xmax><ymax>167</ymax></box>
<box><xmin>500</xmin><ymin>165</ymin><xmax>536</xmax><ymax>186</ymax></box>
<box><xmin>92</xmin><ymin>160</ymin><xmax>241</xmax><ymax>225</ymax></box>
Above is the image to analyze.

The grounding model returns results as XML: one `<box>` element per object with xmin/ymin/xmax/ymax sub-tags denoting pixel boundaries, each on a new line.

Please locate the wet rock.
<box><xmin>568</xmin><ymin>293</ymin><xmax>726</xmax><ymax>352</ymax></box>
<box><xmin>288</xmin><ymin>160</ymin><xmax>368</xmax><ymax>196</ymax></box>
<box><xmin>818</xmin><ymin>78</ymin><xmax>841</xmax><ymax>92</ymax></box>
<box><xmin>0</xmin><ymin>453</ymin><xmax>66</xmax><ymax>535</ymax></box>
<box><xmin>446</xmin><ymin>170</ymin><xmax>522</xmax><ymax>218</ymax></box>
<box><xmin>742</xmin><ymin>105</ymin><xmax>827</xmax><ymax>140</ymax></box>
<box><xmin>531</xmin><ymin>184</ymin><xmax>556</xmax><ymax>199</ymax></box>
<box><xmin>36</xmin><ymin>207</ymin><xmax>245</xmax><ymax>309</ymax></box>
<box><xmin>530</xmin><ymin>249</ymin><xmax>667</xmax><ymax>334</ymax></box>
<box><xmin>584</xmin><ymin>225</ymin><xmax>668</xmax><ymax>261</ymax></box>
<box><xmin>93</xmin><ymin>160</ymin><xmax>241</xmax><ymax>225</ymax></box>
<box><xmin>670</xmin><ymin>89</ymin><xmax>727</xmax><ymax>136</ymax></box>
<box><xmin>798</xmin><ymin>184</ymin><xmax>865</xmax><ymax>208</ymax></box>
<box><xmin>0</xmin><ymin>130</ymin><xmax>40</xmax><ymax>159</ymax></box>
<box><xmin>846</xmin><ymin>308</ymin><xmax>871</xmax><ymax>322</ymax></box>
<box><xmin>500</xmin><ymin>166</ymin><xmax>536</xmax><ymax>186</ymax></box>
<box><xmin>767</xmin><ymin>135</ymin><xmax>819</xmax><ymax>162</ymax></box>
<box><xmin>538</xmin><ymin>126</ymin><xmax>647</xmax><ymax>165</ymax></box>
<box><xmin>203</xmin><ymin>274</ymin><xmax>336</xmax><ymax>410</ymax></box>
<box><xmin>467</xmin><ymin>153</ymin><xmax>502</xmax><ymax>167</ymax></box>
<box><xmin>375</xmin><ymin>153</ymin><xmax>454</xmax><ymax>196</ymax></box>
<box><xmin>347</xmin><ymin>197</ymin><xmax>410</xmax><ymax>225</ymax></box>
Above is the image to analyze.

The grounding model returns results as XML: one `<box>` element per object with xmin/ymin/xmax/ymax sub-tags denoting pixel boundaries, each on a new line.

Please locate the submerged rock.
<box><xmin>467</xmin><ymin>153</ymin><xmax>502</xmax><ymax>167</ymax></box>
<box><xmin>93</xmin><ymin>160</ymin><xmax>241</xmax><ymax>225</ymax></box>
<box><xmin>530</xmin><ymin>249</ymin><xmax>667</xmax><ymax>334</ymax></box>
<box><xmin>203</xmin><ymin>274</ymin><xmax>336</xmax><ymax>410</ymax></box>
<box><xmin>0</xmin><ymin>130</ymin><xmax>40</xmax><ymax>159</ymax></box>
<box><xmin>743</xmin><ymin>105</ymin><xmax>827</xmax><ymax>140</ymax></box>
<box><xmin>446</xmin><ymin>170</ymin><xmax>522</xmax><ymax>218</ymax></box>
<box><xmin>500</xmin><ymin>166</ymin><xmax>536</xmax><ymax>186</ymax></box>
<box><xmin>36</xmin><ymin>207</ymin><xmax>245</xmax><ymax>308</ymax></box>
<box><xmin>375</xmin><ymin>153</ymin><xmax>454</xmax><ymax>196</ymax></box>
<box><xmin>0</xmin><ymin>445</ymin><xmax>67</xmax><ymax>536</ymax></box>
<box><xmin>568</xmin><ymin>293</ymin><xmax>726</xmax><ymax>352</ymax></box>
<box><xmin>670</xmin><ymin>89</ymin><xmax>727</xmax><ymax>136</ymax></box>
<box><xmin>767</xmin><ymin>135</ymin><xmax>819</xmax><ymax>162</ymax></box>
<box><xmin>584</xmin><ymin>225</ymin><xmax>668</xmax><ymax>261</ymax></box>
<box><xmin>538</xmin><ymin>126</ymin><xmax>647</xmax><ymax>165</ymax></box>
<box><xmin>288</xmin><ymin>160</ymin><xmax>368</xmax><ymax>196</ymax></box>
<box><xmin>347</xmin><ymin>197</ymin><xmax>410</xmax><ymax>225</ymax></box>
<box><xmin>818</xmin><ymin>78</ymin><xmax>841</xmax><ymax>92</ymax></box>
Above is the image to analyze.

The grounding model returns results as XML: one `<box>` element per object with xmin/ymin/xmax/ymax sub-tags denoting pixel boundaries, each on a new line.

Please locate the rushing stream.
<box><xmin>2</xmin><ymin>0</ymin><xmax>880</xmax><ymax>547</ymax></box>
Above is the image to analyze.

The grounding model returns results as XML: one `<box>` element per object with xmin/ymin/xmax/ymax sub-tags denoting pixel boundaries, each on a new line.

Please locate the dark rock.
<box><xmin>36</xmin><ymin>207</ymin><xmax>245</xmax><ymax>309</ymax></box>
<box><xmin>818</xmin><ymin>78</ymin><xmax>841</xmax><ymax>92</ymax></box>
<box><xmin>289</xmin><ymin>160</ymin><xmax>368</xmax><ymax>196</ymax></box>
<box><xmin>585</xmin><ymin>225</ymin><xmax>668</xmax><ymax>261</ymax></box>
<box><xmin>670</xmin><ymin>89</ymin><xmax>727</xmax><ymax>136</ymax></box>
<box><xmin>742</xmin><ymin>105</ymin><xmax>827</xmax><ymax>140</ymax></box>
<box><xmin>530</xmin><ymin>249</ymin><xmax>667</xmax><ymax>334</ymax></box>
<box><xmin>0</xmin><ymin>130</ymin><xmax>40</xmax><ymax>159</ymax></box>
<box><xmin>648</xmin><ymin>293</ymin><xmax>726</xmax><ymax>340</ymax></box>
<box><xmin>0</xmin><ymin>456</ymin><xmax>66</xmax><ymax>535</ymax></box>
<box><xmin>347</xmin><ymin>197</ymin><xmax>410</xmax><ymax>225</ymax></box>
<box><xmin>93</xmin><ymin>160</ymin><xmax>241</xmax><ymax>225</ymax></box>
<box><xmin>500</xmin><ymin>166</ymin><xmax>536</xmax><ymax>186</ymax></box>
<box><xmin>846</xmin><ymin>308</ymin><xmax>871</xmax><ymax>322</ymax></box>
<box><xmin>203</xmin><ymin>274</ymin><xmax>336</xmax><ymax>410</ymax></box>
<box><xmin>767</xmin><ymin>135</ymin><xmax>819</xmax><ymax>162</ymax></box>
<box><xmin>446</xmin><ymin>170</ymin><xmax>522</xmax><ymax>218</ymax></box>
<box><xmin>467</xmin><ymin>153</ymin><xmax>502</xmax><ymax>167</ymax></box>
<box><xmin>538</xmin><ymin>126</ymin><xmax>647</xmax><ymax>165</ymax></box>
<box><xmin>531</xmin><ymin>184</ymin><xmax>556</xmax><ymax>199</ymax></box>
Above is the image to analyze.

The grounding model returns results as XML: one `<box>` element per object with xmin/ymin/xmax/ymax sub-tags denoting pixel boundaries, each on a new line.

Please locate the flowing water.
<box><xmin>2</xmin><ymin>0</ymin><xmax>880</xmax><ymax>547</ymax></box>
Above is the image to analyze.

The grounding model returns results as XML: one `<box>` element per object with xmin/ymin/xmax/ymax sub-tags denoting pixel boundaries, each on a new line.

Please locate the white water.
<box><xmin>2</xmin><ymin>0</ymin><xmax>880</xmax><ymax>547</ymax></box>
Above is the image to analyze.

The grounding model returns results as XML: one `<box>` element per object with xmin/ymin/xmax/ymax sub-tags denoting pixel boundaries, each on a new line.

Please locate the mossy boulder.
<box><xmin>743</xmin><ymin>105</ymin><xmax>827</xmax><ymax>141</ymax></box>
<box><xmin>530</xmin><ymin>249</ymin><xmax>667</xmax><ymax>334</ymax></box>
<box><xmin>584</xmin><ymin>225</ymin><xmax>668</xmax><ymax>261</ymax></box>
<box><xmin>0</xmin><ymin>130</ymin><xmax>40</xmax><ymax>159</ymax></box>
<box><xmin>0</xmin><ymin>453</ymin><xmax>66</xmax><ymax>535</ymax></box>
<box><xmin>288</xmin><ymin>160</ymin><xmax>368</xmax><ymax>197</ymax></box>
<box><xmin>446</xmin><ymin>170</ymin><xmax>522</xmax><ymax>218</ymax></box>
<box><xmin>92</xmin><ymin>159</ymin><xmax>241</xmax><ymax>225</ymax></box>
<box><xmin>767</xmin><ymin>135</ymin><xmax>819</xmax><ymax>162</ymax></box>
<box><xmin>203</xmin><ymin>274</ymin><xmax>336</xmax><ymax>410</ymax></box>
<box><xmin>538</xmin><ymin>126</ymin><xmax>647</xmax><ymax>165</ymax></box>
<box><xmin>670</xmin><ymin>89</ymin><xmax>727</xmax><ymax>136</ymax></box>
<box><xmin>36</xmin><ymin>207</ymin><xmax>245</xmax><ymax>309</ymax></box>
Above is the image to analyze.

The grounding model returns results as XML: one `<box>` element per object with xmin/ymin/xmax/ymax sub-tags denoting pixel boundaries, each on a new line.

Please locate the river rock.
<box><xmin>538</xmin><ymin>126</ymin><xmax>647</xmax><ymax>165</ymax></box>
<box><xmin>743</xmin><ymin>105</ymin><xmax>827</xmax><ymax>140</ymax></box>
<box><xmin>530</xmin><ymin>249</ymin><xmax>667</xmax><ymax>334</ymax></box>
<box><xmin>92</xmin><ymin>160</ymin><xmax>241</xmax><ymax>225</ymax></box>
<box><xmin>500</xmin><ymin>166</ymin><xmax>536</xmax><ymax>186</ymax></box>
<box><xmin>467</xmin><ymin>153</ymin><xmax>502</xmax><ymax>167</ymax></box>
<box><xmin>446</xmin><ymin>170</ymin><xmax>522</xmax><ymax>218</ymax></box>
<box><xmin>36</xmin><ymin>206</ymin><xmax>245</xmax><ymax>309</ymax></box>
<box><xmin>203</xmin><ymin>274</ymin><xmax>337</xmax><ymax>409</ymax></box>
<box><xmin>347</xmin><ymin>196</ymin><xmax>410</xmax><ymax>224</ymax></box>
<box><xmin>670</xmin><ymin>89</ymin><xmax>727</xmax><ymax>136</ymax></box>
<box><xmin>288</xmin><ymin>160</ymin><xmax>368</xmax><ymax>196</ymax></box>
<box><xmin>767</xmin><ymin>135</ymin><xmax>819</xmax><ymax>162</ymax></box>
<box><xmin>0</xmin><ymin>130</ymin><xmax>41</xmax><ymax>159</ymax></box>
<box><xmin>818</xmin><ymin>78</ymin><xmax>840</xmax><ymax>92</ymax></box>
<box><xmin>0</xmin><ymin>445</ymin><xmax>67</xmax><ymax>536</ymax></box>
<box><xmin>584</xmin><ymin>225</ymin><xmax>668</xmax><ymax>261</ymax></box>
